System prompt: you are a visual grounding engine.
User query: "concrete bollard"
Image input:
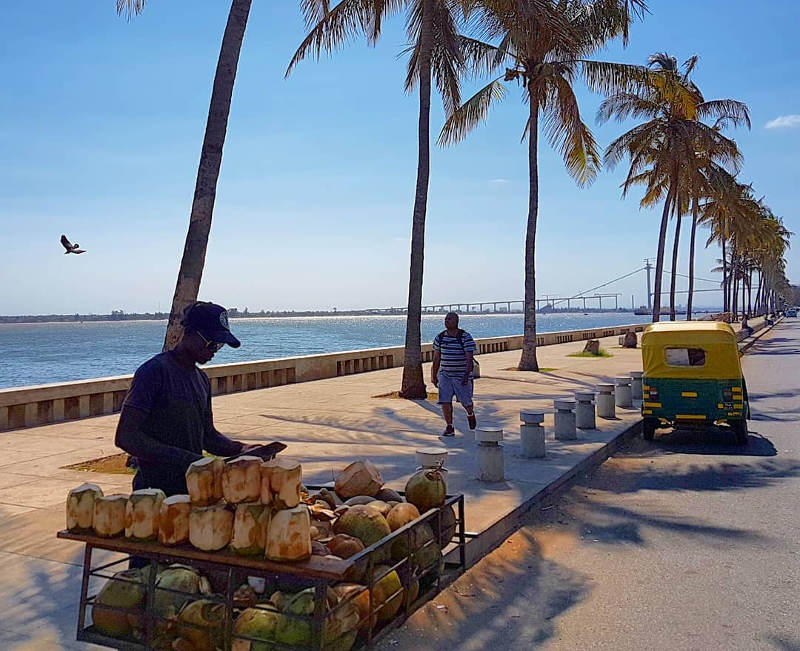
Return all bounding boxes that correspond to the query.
[596,383,616,418]
[476,427,504,482]
[630,371,643,401]
[554,399,577,441]
[575,391,596,429]
[520,411,546,458]
[615,377,633,408]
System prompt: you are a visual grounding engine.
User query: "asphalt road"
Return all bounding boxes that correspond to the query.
[379,319,800,651]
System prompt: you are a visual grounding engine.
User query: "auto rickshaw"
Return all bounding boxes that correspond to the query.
[641,321,749,445]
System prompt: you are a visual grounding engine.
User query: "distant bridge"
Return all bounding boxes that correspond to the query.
[364,293,622,315]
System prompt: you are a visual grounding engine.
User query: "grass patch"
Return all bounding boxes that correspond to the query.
[568,349,613,358]
[502,367,556,372]
[63,453,134,475]
[372,390,440,401]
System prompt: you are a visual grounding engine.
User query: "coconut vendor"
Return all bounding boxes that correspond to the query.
[115,301,260,497]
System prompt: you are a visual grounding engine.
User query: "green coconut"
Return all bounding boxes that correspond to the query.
[232,605,281,651]
[153,565,206,621]
[390,521,440,573]
[92,568,146,638]
[333,505,391,549]
[404,468,446,514]
[274,589,315,646]
[177,600,225,651]
[369,566,404,623]
[437,504,457,547]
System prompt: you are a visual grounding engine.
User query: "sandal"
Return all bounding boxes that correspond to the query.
[442,426,455,437]
[467,413,477,430]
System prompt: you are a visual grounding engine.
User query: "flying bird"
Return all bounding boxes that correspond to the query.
[60,234,86,254]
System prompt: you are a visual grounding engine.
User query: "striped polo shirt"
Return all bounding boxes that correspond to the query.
[433,329,477,378]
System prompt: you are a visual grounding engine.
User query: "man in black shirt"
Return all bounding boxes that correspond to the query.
[115,301,255,496]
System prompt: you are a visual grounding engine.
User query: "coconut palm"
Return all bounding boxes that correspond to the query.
[440,0,648,371]
[600,52,749,322]
[289,0,466,398]
[118,0,254,350]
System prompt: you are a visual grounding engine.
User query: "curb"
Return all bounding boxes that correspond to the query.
[738,317,781,353]
[459,419,642,568]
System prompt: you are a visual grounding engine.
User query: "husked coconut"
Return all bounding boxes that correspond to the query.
[125,488,165,541]
[230,503,270,555]
[335,460,383,499]
[331,583,371,630]
[374,487,403,503]
[222,456,262,504]
[368,500,391,517]
[265,505,312,562]
[66,483,103,532]
[189,504,234,551]
[311,540,329,556]
[344,496,375,507]
[158,495,191,546]
[185,457,224,506]
[93,495,128,537]
[386,502,420,532]
[260,458,302,509]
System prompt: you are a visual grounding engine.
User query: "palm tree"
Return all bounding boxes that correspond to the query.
[118,0,254,350]
[288,0,465,398]
[600,52,749,322]
[440,0,648,370]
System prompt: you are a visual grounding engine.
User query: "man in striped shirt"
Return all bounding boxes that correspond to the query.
[432,312,477,436]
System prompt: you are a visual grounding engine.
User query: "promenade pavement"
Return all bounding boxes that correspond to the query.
[0,326,753,649]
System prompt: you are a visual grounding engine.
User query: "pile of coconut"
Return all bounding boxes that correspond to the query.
[76,460,456,649]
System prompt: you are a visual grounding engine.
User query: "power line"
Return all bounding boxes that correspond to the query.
[551,267,646,307]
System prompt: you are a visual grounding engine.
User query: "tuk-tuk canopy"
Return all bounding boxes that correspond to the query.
[641,322,742,380]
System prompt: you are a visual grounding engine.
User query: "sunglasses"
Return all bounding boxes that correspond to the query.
[196,331,224,353]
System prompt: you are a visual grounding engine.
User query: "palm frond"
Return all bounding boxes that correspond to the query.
[116,0,145,19]
[438,78,506,146]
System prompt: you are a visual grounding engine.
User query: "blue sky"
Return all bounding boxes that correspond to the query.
[0,1,797,315]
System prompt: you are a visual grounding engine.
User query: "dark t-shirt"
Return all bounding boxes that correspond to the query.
[122,352,239,495]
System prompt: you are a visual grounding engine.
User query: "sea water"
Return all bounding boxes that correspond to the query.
[0,313,652,389]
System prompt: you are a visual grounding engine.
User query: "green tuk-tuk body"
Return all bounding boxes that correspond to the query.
[641,322,749,445]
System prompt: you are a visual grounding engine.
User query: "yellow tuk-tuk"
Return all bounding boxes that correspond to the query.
[641,322,749,445]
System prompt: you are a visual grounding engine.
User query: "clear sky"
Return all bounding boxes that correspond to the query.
[0,1,797,315]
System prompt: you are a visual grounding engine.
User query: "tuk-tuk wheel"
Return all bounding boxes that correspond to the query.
[642,418,658,441]
[730,419,748,446]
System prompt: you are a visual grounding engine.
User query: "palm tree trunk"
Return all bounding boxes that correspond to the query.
[518,98,540,370]
[721,238,728,315]
[747,270,753,316]
[686,199,699,320]
[669,197,681,321]
[162,0,253,351]
[651,186,674,323]
[400,0,434,398]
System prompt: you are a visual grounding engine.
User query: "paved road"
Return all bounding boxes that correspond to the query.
[380,319,800,651]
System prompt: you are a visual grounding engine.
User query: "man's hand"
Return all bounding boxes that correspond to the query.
[432,375,438,388]
[461,375,470,386]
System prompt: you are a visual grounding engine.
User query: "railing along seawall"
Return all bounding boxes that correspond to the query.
[0,322,664,432]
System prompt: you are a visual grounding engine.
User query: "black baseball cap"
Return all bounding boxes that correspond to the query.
[181,301,241,348]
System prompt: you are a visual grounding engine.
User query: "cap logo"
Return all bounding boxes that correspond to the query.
[219,310,229,329]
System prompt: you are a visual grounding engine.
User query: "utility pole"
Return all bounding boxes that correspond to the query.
[644,258,654,311]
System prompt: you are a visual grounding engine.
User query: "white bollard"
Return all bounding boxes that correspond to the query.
[630,371,643,401]
[596,383,616,418]
[615,377,633,408]
[415,448,448,469]
[520,411,546,458]
[476,427,504,482]
[575,391,596,429]
[554,399,577,441]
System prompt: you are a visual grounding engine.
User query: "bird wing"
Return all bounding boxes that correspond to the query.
[60,234,72,250]
[73,248,86,254]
